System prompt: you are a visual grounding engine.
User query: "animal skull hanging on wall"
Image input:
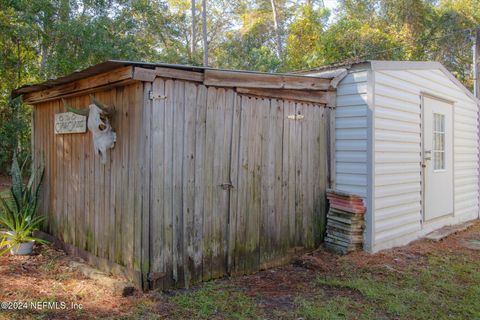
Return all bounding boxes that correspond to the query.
[63,96,117,164]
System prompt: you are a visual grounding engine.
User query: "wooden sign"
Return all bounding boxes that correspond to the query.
[54,112,87,134]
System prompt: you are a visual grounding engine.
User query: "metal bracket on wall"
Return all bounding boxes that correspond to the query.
[219,182,234,190]
[148,91,167,100]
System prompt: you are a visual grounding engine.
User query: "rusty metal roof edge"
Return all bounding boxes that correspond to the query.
[12,60,337,98]
[291,60,371,74]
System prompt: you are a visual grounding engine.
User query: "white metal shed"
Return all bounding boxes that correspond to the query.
[302,61,480,252]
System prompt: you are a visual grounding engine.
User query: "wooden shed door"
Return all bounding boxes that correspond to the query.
[227,95,327,275]
[147,81,327,289]
[148,81,236,289]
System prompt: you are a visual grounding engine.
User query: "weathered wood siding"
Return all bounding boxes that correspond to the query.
[33,83,145,283]
[32,77,329,289]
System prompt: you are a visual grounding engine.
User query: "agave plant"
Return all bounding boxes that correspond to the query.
[0,152,47,256]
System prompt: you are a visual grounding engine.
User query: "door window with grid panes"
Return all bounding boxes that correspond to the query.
[433,113,445,170]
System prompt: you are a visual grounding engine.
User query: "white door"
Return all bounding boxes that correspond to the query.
[422,96,453,221]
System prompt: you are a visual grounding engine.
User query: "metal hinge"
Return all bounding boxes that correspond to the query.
[149,91,167,100]
[287,114,304,120]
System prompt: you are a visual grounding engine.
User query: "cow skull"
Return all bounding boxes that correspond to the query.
[63,96,117,164]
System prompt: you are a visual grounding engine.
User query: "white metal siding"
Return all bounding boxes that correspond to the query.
[372,69,479,252]
[336,71,369,198]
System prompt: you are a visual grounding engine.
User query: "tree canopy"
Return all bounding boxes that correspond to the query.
[0,0,479,173]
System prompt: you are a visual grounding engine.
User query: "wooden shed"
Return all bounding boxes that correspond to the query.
[13,61,340,289]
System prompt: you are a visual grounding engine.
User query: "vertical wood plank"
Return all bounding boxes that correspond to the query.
[210,87,225,279]
[124,84,135,267]
[47,104,55,235]
[78,95,88,251]
[244,97,262,273]
[260,98,274,266]
[227,93,241,274]
[55,100,65,242]
[85,97,94,253]
[95,91,108,258]
[327,107,336,189]
[108,89,118,262]
[163,79,175,288]
[294,103,304,247]
[183,81,197,287]
[288,101,297,247]
[63,101,71,244]
[234,95,250,275]
[102,90,113,259]
[115,86,127,263]
[192,84,207,283]
[303,104,314,248]
[150,77,166,289]
[315,106,327,245]
[202,87,216,281]
[211,88,233,279]
[172,80,185,287]
[133,83,143,275]
[273,99,284,261]
[281,100,291,253]
[92,116,102,256]
[141,82,152,288]
[70,98,79,248]
[41,104,50,229]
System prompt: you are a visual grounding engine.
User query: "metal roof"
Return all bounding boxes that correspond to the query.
[12,60,208,98]
[291,60,371,74]
[12,60,338,98]
[297,60,478,104]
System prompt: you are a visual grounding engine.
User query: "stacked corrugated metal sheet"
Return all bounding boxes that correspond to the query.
[325,189,365,254]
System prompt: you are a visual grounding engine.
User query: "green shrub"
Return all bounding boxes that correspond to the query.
[0,152,47,255]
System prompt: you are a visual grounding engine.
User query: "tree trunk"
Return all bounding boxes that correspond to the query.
[270,0,283,58]
[202,0,208,66]
[40,44,48,79]
[191,0,196,58]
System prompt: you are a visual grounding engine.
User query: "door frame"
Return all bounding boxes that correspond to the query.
[420,92,455,224]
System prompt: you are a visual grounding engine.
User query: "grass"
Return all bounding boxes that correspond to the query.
[168,282,258,319]
[291,254,480,320]
[295,296,366,320]
[112,283,258,320]
[161,243,480,319]
[0,222,479,319]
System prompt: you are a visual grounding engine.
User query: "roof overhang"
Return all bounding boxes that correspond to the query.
[297,60,479,105]
[13,60,338,106]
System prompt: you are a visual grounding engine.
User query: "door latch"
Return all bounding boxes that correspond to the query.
[219,182,234,190]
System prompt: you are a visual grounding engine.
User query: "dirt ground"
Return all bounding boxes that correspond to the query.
[0,221,479,319]
[0,175,10,190]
